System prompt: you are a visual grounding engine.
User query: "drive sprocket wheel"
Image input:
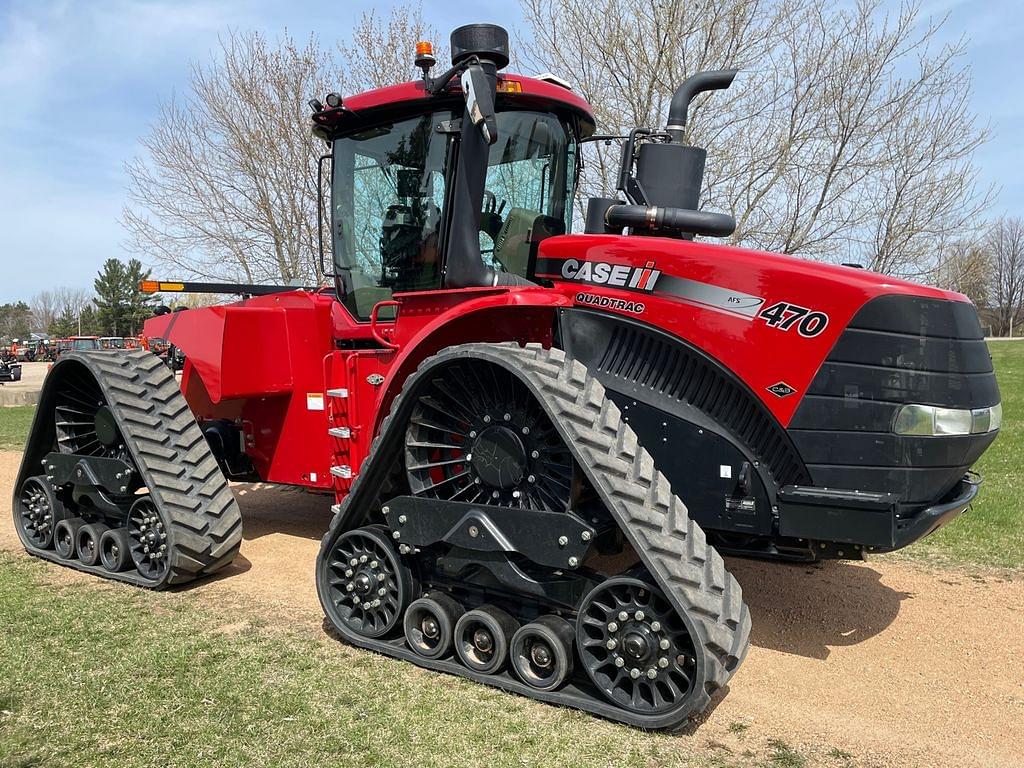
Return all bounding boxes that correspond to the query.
[405,362,573,511]
[576,577,699,716]
[323,526,414,639]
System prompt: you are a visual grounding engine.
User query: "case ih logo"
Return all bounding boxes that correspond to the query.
[766,382,797,398]
[560,258,661,291]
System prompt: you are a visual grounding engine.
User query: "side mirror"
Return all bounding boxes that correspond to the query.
[461,63,497,145]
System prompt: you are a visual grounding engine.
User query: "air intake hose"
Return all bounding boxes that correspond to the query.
[605,204,736,238]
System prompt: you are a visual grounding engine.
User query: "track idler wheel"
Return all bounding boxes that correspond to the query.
[404,593,464,660]
[76,522,110,567]
[127,496,170,581]
[54,518,86,560]
[454,605,519,675]
[511,615,575,691]
[323,526,414,639]
[99,528,132,573]
[15,475,64,549]
[576,577,699,716]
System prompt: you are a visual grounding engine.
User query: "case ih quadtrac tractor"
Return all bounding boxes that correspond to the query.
[13,25,1001,729]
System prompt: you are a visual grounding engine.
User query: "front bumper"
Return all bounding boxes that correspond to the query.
[777,474,980,553]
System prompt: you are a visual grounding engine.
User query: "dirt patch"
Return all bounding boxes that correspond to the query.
[2,449,1022,767]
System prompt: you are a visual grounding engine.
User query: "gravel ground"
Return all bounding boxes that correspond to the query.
[2,450,1022,767]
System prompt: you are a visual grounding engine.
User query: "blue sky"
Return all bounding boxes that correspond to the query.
[0,0,1021,303]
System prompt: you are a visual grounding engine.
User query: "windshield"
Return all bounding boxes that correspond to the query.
[331,108,577,320]
[71,338,99,350]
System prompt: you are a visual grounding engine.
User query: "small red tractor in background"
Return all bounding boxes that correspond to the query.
[14,25,1000,728]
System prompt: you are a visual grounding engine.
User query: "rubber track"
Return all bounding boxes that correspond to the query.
[317,343,750,727]
[13,350,243,588]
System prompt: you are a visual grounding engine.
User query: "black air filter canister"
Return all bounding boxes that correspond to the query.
[450,24,510,68]
[635,143,706,210]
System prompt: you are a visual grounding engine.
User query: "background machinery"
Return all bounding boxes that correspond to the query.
[14,24,1000,729]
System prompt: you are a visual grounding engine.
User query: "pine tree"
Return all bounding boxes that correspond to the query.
[49,306,77,338]
[123,258,154,335]
[94,259,129,335]
[79,304,102,336]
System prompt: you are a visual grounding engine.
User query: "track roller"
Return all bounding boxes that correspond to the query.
[54,518,86,560]
[510,616,575,691]
[404,593,464,659]
[99,528,132,572]
[76,522,110,567]
[454,605,519,674]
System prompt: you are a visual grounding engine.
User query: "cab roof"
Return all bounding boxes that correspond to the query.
[314,73,596,138]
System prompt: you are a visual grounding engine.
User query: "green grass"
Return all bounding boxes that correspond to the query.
[895,341,1024,570]
[1,553,727,768]
[0,405,34,450]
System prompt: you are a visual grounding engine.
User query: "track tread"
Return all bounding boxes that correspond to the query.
[316,342,751,728]
[13,350,242,588]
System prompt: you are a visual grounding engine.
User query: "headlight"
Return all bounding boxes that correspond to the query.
[894,403,1001,436]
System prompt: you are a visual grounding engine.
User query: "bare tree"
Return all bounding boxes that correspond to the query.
[933,239,992,308]
[338,6,443,91]
[987,217,1024,336]
[519,0,990,276]
[31,288,94,333]
[123,6,438,285]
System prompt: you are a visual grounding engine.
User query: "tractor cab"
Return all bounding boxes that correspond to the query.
[311,26,594,320]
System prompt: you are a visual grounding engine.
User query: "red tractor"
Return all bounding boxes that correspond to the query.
[13,25,1000,729]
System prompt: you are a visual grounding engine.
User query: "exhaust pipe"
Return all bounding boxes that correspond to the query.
[665,69,737,144]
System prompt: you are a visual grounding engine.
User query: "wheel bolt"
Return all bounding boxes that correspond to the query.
[359,555,368,563]
[349,557,358,566]
[634,611,645,621]
[605,639,617,650]
[558,536,568,547]
[647,669,658,679]
[658,657,669,669]
[353,596,360,604]
[659,638,670,650]
[377,573,386,582]
[392,531,401,540]
[581,531,592,542]
[618,611,629,622]
[522,426,530,435]
[629,668,640,680]
[483,415,491,423]
[608,621,618,632]
[397,515,406,525]
[568,557,579,567]
[469,430,477,438]
[650,621,661,632]
[344,569,353,577]
[527,475,536,483]
[531,450,539,459]
[614,657,625,668]
[503,413,511,421]
[378,587,387,596]
[370,560,378,568]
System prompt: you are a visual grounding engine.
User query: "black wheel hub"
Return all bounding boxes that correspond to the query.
[530,641,553,668]
[470,426,527,488]
[94,405,119,447]
[577,577,699,715]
